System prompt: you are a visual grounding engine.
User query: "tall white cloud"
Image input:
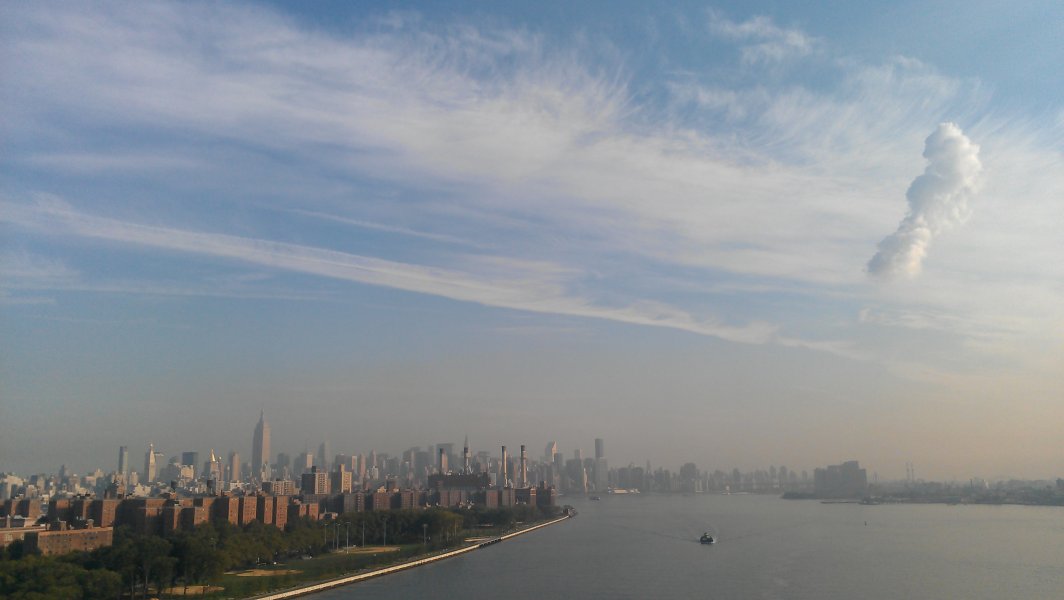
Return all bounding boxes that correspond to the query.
[867,123,982,278]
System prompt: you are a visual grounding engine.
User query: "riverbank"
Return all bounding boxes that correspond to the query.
[249,514,571,600]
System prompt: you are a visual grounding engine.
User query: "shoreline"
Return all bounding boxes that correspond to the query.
[249,514,572,600]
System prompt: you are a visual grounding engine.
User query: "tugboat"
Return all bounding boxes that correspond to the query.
[700,532,715,545]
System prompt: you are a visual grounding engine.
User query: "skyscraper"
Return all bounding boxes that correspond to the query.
[206,449,223,482]
[594,438,608,492]
[436,443,455,471]
[544,441,557,463]
[296,451,313,477]
[227,450,241,482]
[181,451,199,478]
[252,411,270,482]
[500,445,509,488]
[317,441,329,471]
[276,452,292,478]
[144,443,157,483]
[118,446,129,482]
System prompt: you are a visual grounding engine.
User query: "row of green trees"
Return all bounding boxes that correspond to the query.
[0,504,559,599]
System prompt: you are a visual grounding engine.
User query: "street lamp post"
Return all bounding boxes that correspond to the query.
[423,523,428,547]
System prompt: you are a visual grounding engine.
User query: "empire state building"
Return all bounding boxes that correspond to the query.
[252,410,270,482]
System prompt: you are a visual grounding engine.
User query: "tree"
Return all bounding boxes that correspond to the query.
[0,554,86,599]
[77,568,122,600]
[94,530,138,599]
[173,527,224,593]
[133,534,173,599]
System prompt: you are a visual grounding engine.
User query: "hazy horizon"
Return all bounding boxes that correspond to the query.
[2,1,1062,481]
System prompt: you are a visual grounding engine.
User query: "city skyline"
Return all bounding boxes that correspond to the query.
[0,413,1020,486]
[2,2,1063,481]
[0,419,895,499]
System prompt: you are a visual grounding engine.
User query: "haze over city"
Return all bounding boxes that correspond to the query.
[2,1,1062,481]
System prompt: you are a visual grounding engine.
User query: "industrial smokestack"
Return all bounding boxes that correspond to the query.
[520,445,528,488]
[438,448,448,474]
[463,435,471,474]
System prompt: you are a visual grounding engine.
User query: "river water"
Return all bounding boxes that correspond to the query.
[309,493,1064,599]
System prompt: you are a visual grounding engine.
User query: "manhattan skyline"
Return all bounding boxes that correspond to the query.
[2,1,1062,480]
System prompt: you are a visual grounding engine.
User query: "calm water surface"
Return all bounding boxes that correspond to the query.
[311,494,1064,599]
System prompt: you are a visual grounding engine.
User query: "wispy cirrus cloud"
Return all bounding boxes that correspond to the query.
[2,2,1061,374]
[707,12,820,64]
[22,152,202,173]
[2,198,784,346]
[290,209,485,248]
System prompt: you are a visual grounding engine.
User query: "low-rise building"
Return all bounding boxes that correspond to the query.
[25,526,113,556]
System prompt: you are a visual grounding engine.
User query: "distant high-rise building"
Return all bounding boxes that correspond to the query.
[296,451,313,477]
[814,460,868,498]
[144,443,158,484]
[334,454,350,473]
[252,411,270,482]
[117,446,129,482]
[205,449,223,482]
[262,479,295,496]
[276,453,292,478]
[301,467,329,495]
[436,443,455,473]
[544,441,557,463]
[594,438,607,492]
[332,464,353,494]
[317,441,330,471]
[500,446,509,488]
[181,452,199,478]
[227,451,241,482]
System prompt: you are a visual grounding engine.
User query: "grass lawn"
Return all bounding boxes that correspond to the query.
[189,543,438,598]
[166,518,556,598]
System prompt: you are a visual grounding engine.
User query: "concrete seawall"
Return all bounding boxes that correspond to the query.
[252,514,571,600]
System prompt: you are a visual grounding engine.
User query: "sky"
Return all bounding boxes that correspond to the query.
[2,1,1062,480]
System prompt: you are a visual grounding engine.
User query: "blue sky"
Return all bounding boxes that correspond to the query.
[2,1,1062,479]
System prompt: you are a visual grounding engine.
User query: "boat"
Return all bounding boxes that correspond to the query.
[700,532,715,544]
